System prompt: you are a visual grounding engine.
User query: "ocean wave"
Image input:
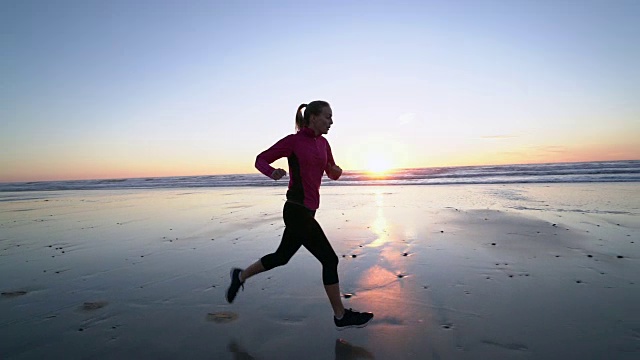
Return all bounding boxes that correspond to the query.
[1,160,638,192]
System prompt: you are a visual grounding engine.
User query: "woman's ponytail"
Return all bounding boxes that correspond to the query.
[295,103,307,131]
[295,100,330,131]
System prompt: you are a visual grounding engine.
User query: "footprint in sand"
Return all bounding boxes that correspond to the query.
[1,290,27,298]
[482,340,529,351]
[81,301,108,311]
[207,311,238,323]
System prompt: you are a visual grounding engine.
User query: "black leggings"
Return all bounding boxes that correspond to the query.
[260,202,340,285]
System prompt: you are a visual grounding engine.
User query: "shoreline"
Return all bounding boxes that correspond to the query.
[2,160,638,192]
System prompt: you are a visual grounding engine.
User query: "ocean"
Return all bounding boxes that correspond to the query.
[1,160,638,193]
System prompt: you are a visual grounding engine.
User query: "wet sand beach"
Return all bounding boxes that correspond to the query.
[1,184,639,359]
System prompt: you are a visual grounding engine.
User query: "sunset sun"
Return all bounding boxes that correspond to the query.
[366,153,393,175]
[345,136,408,176]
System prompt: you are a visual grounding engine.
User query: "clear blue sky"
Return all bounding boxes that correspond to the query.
[2,0,639,181]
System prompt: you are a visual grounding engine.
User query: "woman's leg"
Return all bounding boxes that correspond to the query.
[298,215,345,317]
[324,283,345,318]
[303,222,374,327]
[241,225,302,281]
[238,260,265,282]
[226,204,302,303]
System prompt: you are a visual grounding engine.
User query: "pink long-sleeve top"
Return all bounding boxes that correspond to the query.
[255,127,341,210]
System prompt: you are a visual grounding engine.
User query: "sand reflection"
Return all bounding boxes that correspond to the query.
[367,191,390,248]
[358,191,411,321]
[354,190,435,353]
[227,339,374,360]
[363,191,408,280]
[335,339,375,359]
[358,265,399,291]
[228,340,256,360]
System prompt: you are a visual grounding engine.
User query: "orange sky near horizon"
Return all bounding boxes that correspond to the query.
[3,138,638,183]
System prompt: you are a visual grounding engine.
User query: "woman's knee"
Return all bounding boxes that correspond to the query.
[327,253,339,267]
[261,253,290,269]
[322,264,339,285]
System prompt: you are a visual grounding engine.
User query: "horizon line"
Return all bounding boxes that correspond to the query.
[2,159,638,185]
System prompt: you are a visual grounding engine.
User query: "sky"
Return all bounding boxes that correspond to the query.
[1,0,639,182]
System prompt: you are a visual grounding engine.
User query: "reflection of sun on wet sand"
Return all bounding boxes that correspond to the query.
[325,184,639,359]
[0,184,638,359]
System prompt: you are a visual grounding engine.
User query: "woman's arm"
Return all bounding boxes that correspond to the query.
[324,141,342,180]
[255,135,293,180]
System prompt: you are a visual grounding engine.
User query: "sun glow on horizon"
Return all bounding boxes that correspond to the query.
[365,152,394,175]
[346,136,408,176]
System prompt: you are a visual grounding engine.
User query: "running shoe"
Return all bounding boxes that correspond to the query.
[334,308,374,329]
[225,268,244,303]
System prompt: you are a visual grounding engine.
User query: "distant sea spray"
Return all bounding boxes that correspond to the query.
[1,160,639,192]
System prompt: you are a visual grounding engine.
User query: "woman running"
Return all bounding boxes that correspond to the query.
[226,100,374,329]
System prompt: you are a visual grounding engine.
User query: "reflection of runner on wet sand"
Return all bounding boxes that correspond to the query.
[335,338,375,360]
[226,338,373,360]
[228,340,256,360]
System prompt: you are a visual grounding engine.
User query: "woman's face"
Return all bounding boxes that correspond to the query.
[309,106,333,135]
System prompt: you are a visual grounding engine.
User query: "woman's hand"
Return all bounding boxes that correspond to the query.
[271,168,287,180]
[330,165,342,179]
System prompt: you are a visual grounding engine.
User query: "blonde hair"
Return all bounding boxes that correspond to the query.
[295,100,330,131]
